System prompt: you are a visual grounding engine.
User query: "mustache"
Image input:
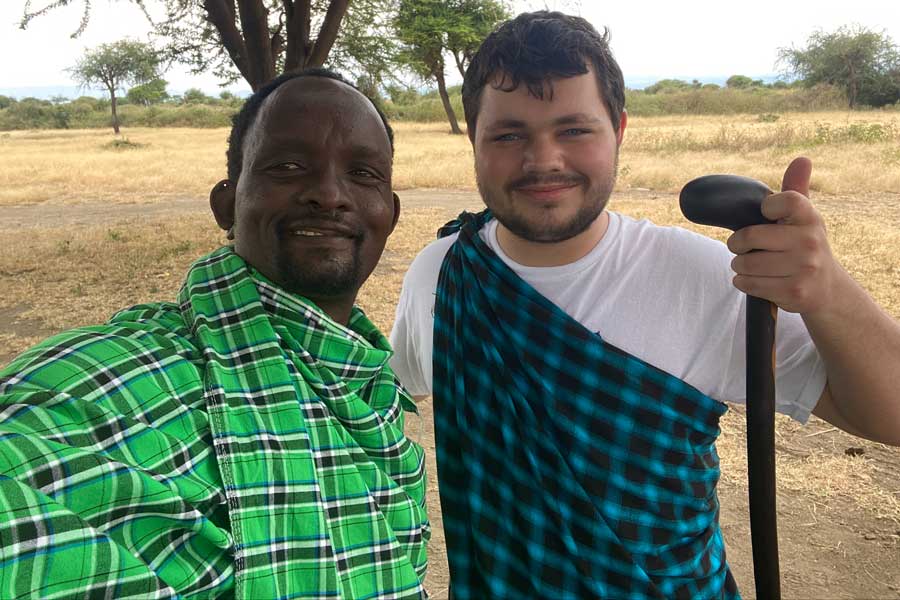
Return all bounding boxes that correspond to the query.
[507,173,586,189]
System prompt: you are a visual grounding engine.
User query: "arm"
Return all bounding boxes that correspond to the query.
[727,157,900,445]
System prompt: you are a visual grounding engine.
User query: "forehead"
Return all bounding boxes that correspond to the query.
[246,77,391,159]
[478,67,610,125]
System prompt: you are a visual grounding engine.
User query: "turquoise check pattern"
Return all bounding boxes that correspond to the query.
[433,211,739,599]
[0,247,429,599]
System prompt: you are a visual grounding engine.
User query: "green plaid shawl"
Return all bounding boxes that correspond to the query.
[0,247,429,599]
[433,211,737,599]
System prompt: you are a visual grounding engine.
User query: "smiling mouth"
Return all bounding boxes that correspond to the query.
[281,222,357,239]
[517,184,578,192]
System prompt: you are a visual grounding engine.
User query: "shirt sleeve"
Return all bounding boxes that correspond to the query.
[389,236,456,397]
[389,281,433,397]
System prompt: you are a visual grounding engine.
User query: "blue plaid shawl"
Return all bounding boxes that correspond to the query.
[433,211,740,599]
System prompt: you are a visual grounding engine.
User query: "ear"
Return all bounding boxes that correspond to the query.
[389,192,401,234]
[616,110,628,146]
[210,179,236,236]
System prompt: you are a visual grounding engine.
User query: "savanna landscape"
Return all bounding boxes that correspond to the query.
[2,110,900,598]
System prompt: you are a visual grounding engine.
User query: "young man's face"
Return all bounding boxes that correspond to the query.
[217,77,398,310]
[472,66,626,245]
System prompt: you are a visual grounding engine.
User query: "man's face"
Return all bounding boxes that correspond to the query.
[225,78,397,305]
[473,67,626,244]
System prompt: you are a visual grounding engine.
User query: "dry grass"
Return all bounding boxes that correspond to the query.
[2,111,898,205]
[2,121,900,579]
[0,128,228,205]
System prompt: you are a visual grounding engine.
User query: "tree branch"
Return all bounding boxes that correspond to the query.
[308,0,350,67]
[203,0,252,85]
[284,0,311,73]
[236,0,276,89]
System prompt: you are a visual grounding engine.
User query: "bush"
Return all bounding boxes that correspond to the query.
[624,84,846,116]
[383,92,464,123]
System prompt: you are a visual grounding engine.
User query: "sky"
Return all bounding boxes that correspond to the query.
[1,0,898,97]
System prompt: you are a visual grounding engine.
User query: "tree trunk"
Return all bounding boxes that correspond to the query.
[110,87,120,135]
[236,0,276,90]
[435,68,463,135]
[848,61,858,108]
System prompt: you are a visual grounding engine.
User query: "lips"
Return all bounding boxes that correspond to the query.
[515,183,578,193]
[512,182,580,201]
[279,220,357,239]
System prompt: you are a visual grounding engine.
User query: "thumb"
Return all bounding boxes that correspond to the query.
[782,156,812,195]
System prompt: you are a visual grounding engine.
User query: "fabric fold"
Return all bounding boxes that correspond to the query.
[433,211,738,599]
[0,246,429,599]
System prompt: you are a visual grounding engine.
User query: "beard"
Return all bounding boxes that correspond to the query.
[478,158,618,244]
[274,240,363,298]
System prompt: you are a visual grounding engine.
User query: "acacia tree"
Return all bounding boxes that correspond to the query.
[71,40,161,133]
[394,0,509,135]
[445,0,508,79]
[21,0,396,92]
[779,26,900,108]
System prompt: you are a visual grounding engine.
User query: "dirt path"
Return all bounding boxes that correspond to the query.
[0,189,486,231]
[3,189,900,599]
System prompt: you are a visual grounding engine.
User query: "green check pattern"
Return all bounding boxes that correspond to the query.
[0,247,429,599]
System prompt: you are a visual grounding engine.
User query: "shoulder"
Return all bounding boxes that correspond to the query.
[1,302,201,396]
[614,212,730,259]
[400,233,460,299]
[612,213,733,276]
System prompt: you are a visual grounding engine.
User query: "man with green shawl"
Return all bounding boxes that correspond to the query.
[0,69,429,599]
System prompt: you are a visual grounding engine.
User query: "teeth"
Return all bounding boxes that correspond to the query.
[292,230,325,237]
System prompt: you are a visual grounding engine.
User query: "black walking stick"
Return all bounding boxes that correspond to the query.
[679,175,781,600]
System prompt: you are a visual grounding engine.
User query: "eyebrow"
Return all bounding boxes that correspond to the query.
[260,137,390,163]
[484,113,604,131]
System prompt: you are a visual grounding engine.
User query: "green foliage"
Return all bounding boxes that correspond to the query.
[181,88,215,105]
[70,39,163,133]
[643,79,693,94]
[70,39,161,93]
[0,96,14,110]
[21,1,399,92]
[394,0,509,80]
[127,78,169,106]
[217,91,244,108]
[726,75,764,89]
[383,90,465,122]
[0,83,871,132]
[779,25,900,108]
[394,0,508,133]
[625,84,846,116]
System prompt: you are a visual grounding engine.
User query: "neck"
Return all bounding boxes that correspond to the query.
[309,297,354,325]
[496,211,610,267]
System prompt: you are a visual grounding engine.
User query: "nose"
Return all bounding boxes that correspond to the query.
[522,134,564,173]
[297,166,348,213]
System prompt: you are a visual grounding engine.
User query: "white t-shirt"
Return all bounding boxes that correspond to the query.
[389,211,826,423]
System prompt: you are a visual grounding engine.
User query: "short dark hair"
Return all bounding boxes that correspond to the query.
[226,67,394,182]
[461,11,625,141]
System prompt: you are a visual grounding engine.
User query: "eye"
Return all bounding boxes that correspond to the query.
[268,162,304,173]
[349,167,386,184]
[493,132,523,142]
[561,128,591,137]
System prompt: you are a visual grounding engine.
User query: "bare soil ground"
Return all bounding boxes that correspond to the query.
[2,190,900,599]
